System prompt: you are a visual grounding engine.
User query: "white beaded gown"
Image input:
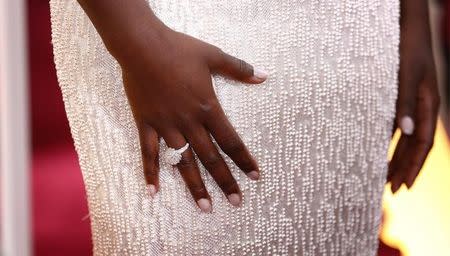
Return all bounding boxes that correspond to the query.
[50,0,400,255]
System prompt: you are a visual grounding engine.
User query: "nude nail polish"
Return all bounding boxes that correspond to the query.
[227,193,242,207]
[400,116,414,135]
[247,171,260,180]
[253,68,269,80]
[197,198,212,213]
[148,184,156,198]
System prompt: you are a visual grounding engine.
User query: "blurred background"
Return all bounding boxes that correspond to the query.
[1,0,449,255]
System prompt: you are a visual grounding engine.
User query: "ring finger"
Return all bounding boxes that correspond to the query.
[160,129,212,213]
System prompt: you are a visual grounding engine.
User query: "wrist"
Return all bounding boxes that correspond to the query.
[104,15,172,63]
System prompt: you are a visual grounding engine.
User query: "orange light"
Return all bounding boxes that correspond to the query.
[381,119,450,255]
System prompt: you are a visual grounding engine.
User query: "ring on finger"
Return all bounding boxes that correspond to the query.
[163,143,190,166]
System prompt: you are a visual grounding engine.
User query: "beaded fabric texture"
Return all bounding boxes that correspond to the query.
[50,0,400,255]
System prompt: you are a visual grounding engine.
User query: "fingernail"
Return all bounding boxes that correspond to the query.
[147,184,157,198]
[197,198,212,213]
[253,68,268,80]
[247,171,260,180]
[227,193,242,207]
[400,116,414,135]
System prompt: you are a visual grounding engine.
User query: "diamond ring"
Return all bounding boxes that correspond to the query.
[163,143,190,166]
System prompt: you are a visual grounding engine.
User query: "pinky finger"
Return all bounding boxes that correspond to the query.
[138,122,160,197]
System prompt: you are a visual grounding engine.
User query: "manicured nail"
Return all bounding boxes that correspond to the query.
[147,184,156,198]
[400,116,414,135]
[247,171,260,180]
[253,68,268,80]
[227,193,242,207]
[197,198,212,213]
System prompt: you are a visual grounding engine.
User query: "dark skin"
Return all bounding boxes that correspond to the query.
[77,0,266,213]
[76,0,440,212]
[388,0,440,193]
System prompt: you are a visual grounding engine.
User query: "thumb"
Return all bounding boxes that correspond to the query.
[209,49,268,84]
[395,62,420,136]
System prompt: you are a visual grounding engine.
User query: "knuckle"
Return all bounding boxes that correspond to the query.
[148,110,169,125]
[215,47,225,59]
[239,59,252,75]
[189,183,208,196]
[207,47,226,69]
[241,60,253,76]
[202,153,222,169]
[238,59,246,73]
[199,98,220,115]
[222,138,245,156]
[176,111,194,125]
[175,114,199,132]
[218,178,238,193]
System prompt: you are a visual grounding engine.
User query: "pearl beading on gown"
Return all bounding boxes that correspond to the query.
[50,0,400,255]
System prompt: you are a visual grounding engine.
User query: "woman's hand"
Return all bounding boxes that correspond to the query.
[76,0,267,212]
[119,24,267,213]
[388,0,440,193]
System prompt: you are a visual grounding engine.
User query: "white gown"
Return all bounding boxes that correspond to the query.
[50,0,400,255]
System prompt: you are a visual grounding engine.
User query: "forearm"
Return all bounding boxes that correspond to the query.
[76,0,168,61]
